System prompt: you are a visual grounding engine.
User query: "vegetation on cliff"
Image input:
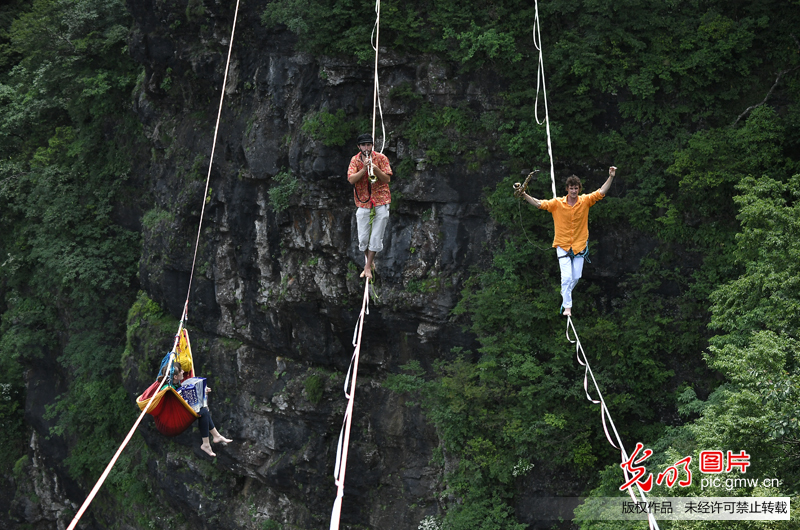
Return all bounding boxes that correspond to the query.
[1,0,800,528]
[263,0,800,527]
[0,0,159,523]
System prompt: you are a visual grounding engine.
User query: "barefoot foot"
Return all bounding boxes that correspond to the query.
[563,307,572,317]
[212,435,232,445]
[200,443,216,457]
[362,267,373,280]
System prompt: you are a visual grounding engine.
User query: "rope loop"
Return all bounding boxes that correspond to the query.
[532,0,556,198]
[566,316,661,530]
[330,278,371,530]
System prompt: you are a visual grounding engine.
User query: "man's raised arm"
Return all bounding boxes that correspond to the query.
[522,192,542,209]
[598,166,616,196]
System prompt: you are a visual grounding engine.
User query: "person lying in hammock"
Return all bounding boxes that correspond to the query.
[159,364,232,457]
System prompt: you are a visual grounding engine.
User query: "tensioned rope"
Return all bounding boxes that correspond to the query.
[65,2,242,527]
[532,0,556,199]
[184,0,242,322]
[520,9,653,528]
[329,278,371,530]
[329,10,385,524]
[525,13,654,525]
[66,325,185,530]
[370,0,386,153]
[327,15,384,523]
[566,316,660,530]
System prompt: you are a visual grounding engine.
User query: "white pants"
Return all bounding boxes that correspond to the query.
[356,204,389,252]
[557,247,584,309]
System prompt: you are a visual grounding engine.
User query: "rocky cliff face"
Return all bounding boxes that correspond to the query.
[118,0,505,528]
[8,1,652,528]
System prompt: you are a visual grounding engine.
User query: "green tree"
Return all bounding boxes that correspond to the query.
[383,1,800,526]
[0,0,148,513]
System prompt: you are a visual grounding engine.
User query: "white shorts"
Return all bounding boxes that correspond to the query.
[356,204,390,252]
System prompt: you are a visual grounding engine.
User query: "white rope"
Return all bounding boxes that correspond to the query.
[370,0,386,153]
[330,19,383,514]
[66,320,185,530]
[330,278,371,530]
[532,0,556,198]
[566,317,660,530]
[185,0,242,313]
[65,396,155,530]
[66,2,243,523]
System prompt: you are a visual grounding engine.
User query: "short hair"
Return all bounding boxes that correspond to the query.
[565,175,582,192]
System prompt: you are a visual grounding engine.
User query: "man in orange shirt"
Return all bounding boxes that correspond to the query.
[521,166,616,316]
[347,133,393,279]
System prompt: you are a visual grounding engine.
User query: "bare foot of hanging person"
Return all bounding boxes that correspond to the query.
[200,440,216,457]
[564,307,572,317]
[211,428,232,445]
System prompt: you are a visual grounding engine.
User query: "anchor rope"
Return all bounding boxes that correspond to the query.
[185,0,242,321]
[532,0,556,198]
[329,7,385,524]
[66,1,242,526]
[566,316,660,530]
[66,323,185,530]
[329,278,371,530]
[370,0,386,153]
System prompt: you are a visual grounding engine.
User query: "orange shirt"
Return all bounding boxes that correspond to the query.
[539,191,604,253]
[347,152,393,208]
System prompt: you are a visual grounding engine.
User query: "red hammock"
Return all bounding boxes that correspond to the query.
[136,381,199,437]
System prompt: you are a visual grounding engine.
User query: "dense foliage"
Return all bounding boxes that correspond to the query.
[263,0,800,527]
[1,0,800,528]
[0,0,158,522]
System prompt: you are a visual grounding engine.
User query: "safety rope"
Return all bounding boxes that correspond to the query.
[329,277,371,530]
[185,0,242,318]
[532,0,556,199]
[370,0,386,154]
[66,326,185,530]
[66,399,154,530]
[566,316,660,530]
[65,1,242,526]
[329,22,382,525]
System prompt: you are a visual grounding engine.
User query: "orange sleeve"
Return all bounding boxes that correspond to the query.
[539,198,557,212]
[582,190,605,207]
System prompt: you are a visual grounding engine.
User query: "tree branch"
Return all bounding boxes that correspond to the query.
[732,34,800,127]
[731,66,799,127]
